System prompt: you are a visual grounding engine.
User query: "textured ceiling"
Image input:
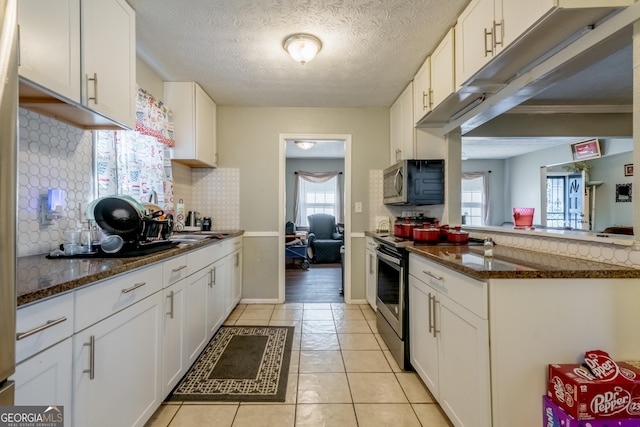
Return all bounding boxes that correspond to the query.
[128,0,470,108]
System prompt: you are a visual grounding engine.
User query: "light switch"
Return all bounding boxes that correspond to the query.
[355,202,362,213]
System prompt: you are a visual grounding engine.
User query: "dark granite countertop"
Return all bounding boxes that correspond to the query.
[17,231,244,307]
[406,244,640,280]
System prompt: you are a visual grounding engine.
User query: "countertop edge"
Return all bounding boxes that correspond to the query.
[17,231,244,307]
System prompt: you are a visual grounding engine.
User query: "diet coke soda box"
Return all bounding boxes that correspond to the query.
[543,395,640,427]
[547,351,640,420]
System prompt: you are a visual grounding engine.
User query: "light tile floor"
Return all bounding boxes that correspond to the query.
[145,303,453,427]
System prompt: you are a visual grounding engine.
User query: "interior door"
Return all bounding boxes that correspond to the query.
[567,173,585,229]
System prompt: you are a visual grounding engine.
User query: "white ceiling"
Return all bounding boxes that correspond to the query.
[129,0,470,108]
[128,0,633,160]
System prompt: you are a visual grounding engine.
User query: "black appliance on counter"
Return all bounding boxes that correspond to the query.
[383,159,444,206]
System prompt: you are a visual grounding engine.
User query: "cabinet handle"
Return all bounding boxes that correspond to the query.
[212,266,217,285]
[121,282,146,294]
[422,270,443,281]
[167,290,175,319]
[493,20,504,48]
[17,25,20,67]
[369,253,374,275]
[172,265,187,273]
[433,298,441,337]
[428,293,434,334]
[422,91,428,111]
[16,316,67,340]
[83,335,95,380]
[428,88,434,110]
[87,73,98,104]
[234,253,240,267]
[483,28,493,57]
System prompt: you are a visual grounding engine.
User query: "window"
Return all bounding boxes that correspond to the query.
[546,175,567,228]
[461,173,487,226]
[297,176,338,227]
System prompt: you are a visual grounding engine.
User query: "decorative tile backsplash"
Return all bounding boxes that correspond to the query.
[190,168,240,231]
[18,109,94,257]
[17,109,240,256]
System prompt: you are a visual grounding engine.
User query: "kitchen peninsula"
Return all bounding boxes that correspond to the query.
[406,236,640,427]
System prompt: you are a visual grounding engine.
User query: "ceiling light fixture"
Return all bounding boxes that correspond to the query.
[283,33,322,65]
[295,140,315,150]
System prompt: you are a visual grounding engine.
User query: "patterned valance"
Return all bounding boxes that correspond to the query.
[135,86,175,147]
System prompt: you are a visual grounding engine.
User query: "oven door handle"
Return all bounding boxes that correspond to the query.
[376,248,401,265]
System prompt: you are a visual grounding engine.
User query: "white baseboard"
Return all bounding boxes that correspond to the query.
[240,298,283,304]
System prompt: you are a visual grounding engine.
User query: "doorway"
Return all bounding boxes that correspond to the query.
[278,134,351,303]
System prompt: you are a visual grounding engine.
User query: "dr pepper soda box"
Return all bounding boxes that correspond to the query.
[547,352,640,420]
[543,396,640,427]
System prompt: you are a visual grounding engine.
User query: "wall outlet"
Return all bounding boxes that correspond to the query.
[354,202,362,213]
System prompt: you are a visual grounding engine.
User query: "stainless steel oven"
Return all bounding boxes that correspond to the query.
[375,242,411,370]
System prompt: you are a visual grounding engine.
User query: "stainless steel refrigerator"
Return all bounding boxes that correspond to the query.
[0,0,18,406]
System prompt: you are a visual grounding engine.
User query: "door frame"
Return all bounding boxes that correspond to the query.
[278,133,352,303]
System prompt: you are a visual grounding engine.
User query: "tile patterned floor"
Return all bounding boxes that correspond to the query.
[145,303,453,427]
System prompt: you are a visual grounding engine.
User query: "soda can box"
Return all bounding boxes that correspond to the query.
[548,362,640,420]
[543,395,640,427]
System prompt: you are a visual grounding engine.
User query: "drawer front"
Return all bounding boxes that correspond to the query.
[16,292,74,364]
[187,242,226,275]
[164,255,188,287]
[74,264,163,332]
[409,254,487,318]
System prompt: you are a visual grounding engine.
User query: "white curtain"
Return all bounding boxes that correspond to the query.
[294,171,343,225]
[462,172,490,225]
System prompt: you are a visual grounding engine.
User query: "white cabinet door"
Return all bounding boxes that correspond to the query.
[438,294,491,427]
[73,293,162,427]
[431,27,456,108]
[365,238,377,310]
[389,82,415,163]
[164,81,217,167]
[413,57,431,124]
[18,0,81,103]
[207,258,228,338]
[13,339,73,427]
[185,267,209,365]
[389,95,402,163]
[161,278,187,397]
[81,0,136,128]
[231,249,243,308]
[455,0,495,86]
[408,275,439,396]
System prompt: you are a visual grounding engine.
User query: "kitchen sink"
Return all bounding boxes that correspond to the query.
[170,232,231,245]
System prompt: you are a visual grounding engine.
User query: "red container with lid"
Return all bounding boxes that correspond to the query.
[447,226,469,243]
[413,228,440,242]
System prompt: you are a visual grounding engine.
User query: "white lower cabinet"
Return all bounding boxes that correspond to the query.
[13,339,73,427]
[365,237,377,310]
[185,266,210,365]
[409,254,490,427]
[206,257,228,338]
[161,278,187,396]
[73,292,163,427]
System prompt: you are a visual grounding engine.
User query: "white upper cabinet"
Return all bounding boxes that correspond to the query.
[413,57,431,124]
[456,0,633,89]
[18,0,136,129]
[389,82,415,163]
[430,27,456,109]
[414,27,456,124]
[164,82,218,168]
[81,0,136,129]
[455,0,496,87]
[18,0,81,103]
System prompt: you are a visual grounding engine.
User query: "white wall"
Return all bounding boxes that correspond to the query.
[506,138,633,227]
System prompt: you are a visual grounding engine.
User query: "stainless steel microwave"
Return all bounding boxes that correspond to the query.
[383,159,445,205]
